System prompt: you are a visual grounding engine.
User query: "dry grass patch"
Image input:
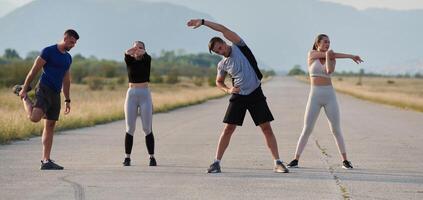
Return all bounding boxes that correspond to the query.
[0,82,225,144]
[295,76,423,112]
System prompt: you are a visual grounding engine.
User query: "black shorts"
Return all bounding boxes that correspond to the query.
[34,83,61,121]
[223,86,274,126]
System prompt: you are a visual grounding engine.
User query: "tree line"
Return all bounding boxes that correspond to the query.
[287,64,423,78]
[0,48,276,89]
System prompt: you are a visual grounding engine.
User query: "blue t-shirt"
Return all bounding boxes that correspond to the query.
[39,44,72,93]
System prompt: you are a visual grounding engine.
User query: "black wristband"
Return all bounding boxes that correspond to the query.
[65,99,71,103]
[201,19,205,25]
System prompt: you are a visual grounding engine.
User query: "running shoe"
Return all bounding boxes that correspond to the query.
[123,157,131,166]
[274,160,289,173]
[206,161,221,173]
[149,157,157,166]
[12,84,32,96]
[40,159,64,170]
[342,160,353,169]
[287,159,299,168]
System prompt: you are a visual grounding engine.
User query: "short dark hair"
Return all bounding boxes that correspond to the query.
[208,37,224,54]
[134,41,145,48]
[64,29,80,40]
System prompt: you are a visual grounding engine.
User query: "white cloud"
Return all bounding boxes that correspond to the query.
[0,0,32,6]
[0,0,34,17]
[321,0,423,10]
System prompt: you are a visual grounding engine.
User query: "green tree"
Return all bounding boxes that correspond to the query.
[4,48,21,59]
[73,54,86,61]
[288,65,306,76]
[25,51,41,60]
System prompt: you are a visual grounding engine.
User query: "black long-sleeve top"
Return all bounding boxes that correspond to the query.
[124,53,151,83]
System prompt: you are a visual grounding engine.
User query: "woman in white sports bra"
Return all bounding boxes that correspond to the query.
[287,34,363,169]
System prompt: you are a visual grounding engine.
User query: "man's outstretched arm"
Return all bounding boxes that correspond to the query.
[187,19,241,44]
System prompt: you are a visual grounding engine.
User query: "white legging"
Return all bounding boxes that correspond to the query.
[294,85,346,156]
[124,87,153,136]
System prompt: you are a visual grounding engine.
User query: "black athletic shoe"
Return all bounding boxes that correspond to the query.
[123,158,131,166]
[287,159,299,168]
[342,160,353,169]
[40,159,64,170]
[206,161,221,173]
[149,157,157,166]
[12,85,32,96]
[274,161,289,173]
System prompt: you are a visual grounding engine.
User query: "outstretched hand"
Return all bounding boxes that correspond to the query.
[352,55,364,64]
[187,19,202,29]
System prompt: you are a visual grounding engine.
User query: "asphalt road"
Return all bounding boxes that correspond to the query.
[1,76,422,200]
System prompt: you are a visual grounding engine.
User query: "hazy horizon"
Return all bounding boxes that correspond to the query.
[0,0,422,74]
[2,0,423,18]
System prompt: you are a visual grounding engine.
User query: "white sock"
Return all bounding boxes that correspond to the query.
[214,159,221,164]
[125,154,131,158]
[149,155,154,158]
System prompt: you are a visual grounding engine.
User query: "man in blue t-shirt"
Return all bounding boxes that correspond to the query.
[187,19,289,173]
[13,29,79,170]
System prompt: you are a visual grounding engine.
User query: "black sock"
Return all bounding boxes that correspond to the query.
[145,132,155,155]
[125,133,133,155]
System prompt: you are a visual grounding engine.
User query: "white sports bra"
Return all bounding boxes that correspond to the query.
[309,59,331,78]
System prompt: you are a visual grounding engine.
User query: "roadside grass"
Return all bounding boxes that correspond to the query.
[0,81,225,144]
[295,76,423,112]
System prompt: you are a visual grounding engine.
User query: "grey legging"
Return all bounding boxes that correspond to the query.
[294,85,346,156]
[124,87,153,136]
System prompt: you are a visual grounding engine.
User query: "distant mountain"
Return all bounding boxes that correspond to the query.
[0,0,215,60]
[159,0,423,74]
[1,0,423,74]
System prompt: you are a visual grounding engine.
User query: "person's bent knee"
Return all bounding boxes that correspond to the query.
[45,120,56,129]
[259,122,272,131]
[29,108,44,123]
[126,130,135,136]
[223,124,236,134]
[143,128,152,136]
[29,115,42,123]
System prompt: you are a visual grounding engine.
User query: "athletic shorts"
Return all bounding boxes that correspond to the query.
[223,86,274,126]
[34,83,61,121]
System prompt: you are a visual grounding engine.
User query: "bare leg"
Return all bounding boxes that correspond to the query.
[42,120,56,161]
[22,97,33,118]
[22,98,44,123]
[215,124,237,160]
[259,122,280,160]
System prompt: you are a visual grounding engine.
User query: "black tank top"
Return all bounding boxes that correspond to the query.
[124,53,151,83]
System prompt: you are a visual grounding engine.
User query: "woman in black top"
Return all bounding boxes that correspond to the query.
[122,41,156,167]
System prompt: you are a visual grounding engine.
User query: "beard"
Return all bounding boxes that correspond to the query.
[64,46,72,51]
